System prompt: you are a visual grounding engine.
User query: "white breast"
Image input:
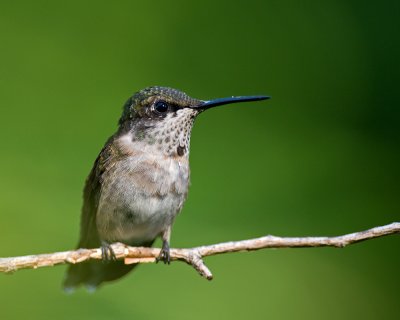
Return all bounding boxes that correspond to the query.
[96,134,190,245]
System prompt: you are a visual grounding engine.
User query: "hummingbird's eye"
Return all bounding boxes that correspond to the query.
[154,100,169,113]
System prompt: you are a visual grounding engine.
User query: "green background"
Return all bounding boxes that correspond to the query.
[0,1,399,319]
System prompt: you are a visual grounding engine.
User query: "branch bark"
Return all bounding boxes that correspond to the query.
[1,222,399,280]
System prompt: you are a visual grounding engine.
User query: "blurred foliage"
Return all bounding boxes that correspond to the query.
[0,0,399,319]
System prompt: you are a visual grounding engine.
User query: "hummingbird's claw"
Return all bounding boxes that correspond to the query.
[156,241,171,264]
[101,241,116,263]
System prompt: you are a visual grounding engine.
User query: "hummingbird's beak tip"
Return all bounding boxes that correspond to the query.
[255,95,271,101]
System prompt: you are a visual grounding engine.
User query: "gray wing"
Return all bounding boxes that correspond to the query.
[63,140,148,290]
[77,142,114,249]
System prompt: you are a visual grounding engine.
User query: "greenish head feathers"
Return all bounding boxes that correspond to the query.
[119,86,201,125]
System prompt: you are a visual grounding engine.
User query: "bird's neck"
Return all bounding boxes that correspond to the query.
[119,109,197,158]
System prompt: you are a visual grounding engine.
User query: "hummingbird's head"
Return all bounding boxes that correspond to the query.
[119,86,202,126]
[118,86,269,157]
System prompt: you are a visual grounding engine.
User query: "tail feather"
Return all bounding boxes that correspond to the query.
[62,240,155,291]
[63,260,137,291]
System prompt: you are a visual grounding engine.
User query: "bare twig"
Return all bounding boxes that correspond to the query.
[0,222,399,280]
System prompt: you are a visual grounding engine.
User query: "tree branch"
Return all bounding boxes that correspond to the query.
[1,222,399,280]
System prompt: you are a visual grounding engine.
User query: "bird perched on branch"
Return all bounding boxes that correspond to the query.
[63,86,269,291]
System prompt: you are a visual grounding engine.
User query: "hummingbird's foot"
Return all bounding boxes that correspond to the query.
[156,241,171,264]
[101,241,116,263]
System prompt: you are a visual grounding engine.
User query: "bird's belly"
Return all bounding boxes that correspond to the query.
[100,193,184,244]
[96,155,189,245]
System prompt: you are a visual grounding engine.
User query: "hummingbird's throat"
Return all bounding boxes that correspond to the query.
[140,108,198,158]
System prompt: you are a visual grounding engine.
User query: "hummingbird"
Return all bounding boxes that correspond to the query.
[63,86,269,291]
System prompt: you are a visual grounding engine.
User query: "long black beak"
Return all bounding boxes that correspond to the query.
[196,95,270,110]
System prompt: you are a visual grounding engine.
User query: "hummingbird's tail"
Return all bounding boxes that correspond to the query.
[62,239,155,292]
[63,260,137,292]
